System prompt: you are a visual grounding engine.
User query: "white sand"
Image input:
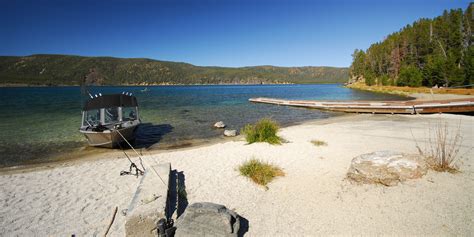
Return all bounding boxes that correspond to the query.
[1,114,473,236]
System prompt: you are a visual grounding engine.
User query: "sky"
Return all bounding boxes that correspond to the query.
[0,0,471,67]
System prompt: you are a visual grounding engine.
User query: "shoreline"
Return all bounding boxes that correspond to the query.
[1,83,471,172]
[0,113,352,174]
[1,113,472,236]
[0,136,231,174]
[1,85,471,172]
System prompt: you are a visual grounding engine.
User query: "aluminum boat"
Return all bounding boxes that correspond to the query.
[79,93,140,148]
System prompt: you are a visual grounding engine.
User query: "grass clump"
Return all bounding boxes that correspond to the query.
[241,118,281,144]
[311,139,327,146]
[412,120,463,173]
[239,159,284,188]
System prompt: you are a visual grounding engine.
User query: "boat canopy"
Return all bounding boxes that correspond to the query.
[83,94,138,111]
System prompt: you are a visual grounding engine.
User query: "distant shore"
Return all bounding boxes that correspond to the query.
[0,82,302,87]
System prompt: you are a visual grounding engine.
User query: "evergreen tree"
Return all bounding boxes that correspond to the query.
[350,49,367,77]
[464,46,474,85]
[350,4,472,88]
[398,65,423,87]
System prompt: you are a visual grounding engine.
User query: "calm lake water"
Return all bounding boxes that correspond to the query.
[0,84,405,167]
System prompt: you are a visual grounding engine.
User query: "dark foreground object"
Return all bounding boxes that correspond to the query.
[249,97,474,114]
[175,202,243,237]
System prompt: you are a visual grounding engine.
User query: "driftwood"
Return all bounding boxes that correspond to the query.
[104,206,118,237]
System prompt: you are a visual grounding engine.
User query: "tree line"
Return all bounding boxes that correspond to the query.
[350,3,473,88]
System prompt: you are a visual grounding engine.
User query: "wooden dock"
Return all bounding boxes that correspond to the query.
[249,97,474,114]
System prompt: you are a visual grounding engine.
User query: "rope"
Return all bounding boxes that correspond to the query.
[116,127,175,231]
[116,128,167,187]
[118,141,144,177]
[115,129,145,177]
[115,128,145,169]
[118,153,143,176]
[139,148,175,219]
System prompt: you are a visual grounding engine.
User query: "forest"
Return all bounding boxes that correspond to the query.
[350,3,473,88]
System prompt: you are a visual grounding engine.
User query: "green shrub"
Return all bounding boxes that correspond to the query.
[365,72,376,86]
[239,159,284,188]
[380,75,390,86]
[397,65,423,87]
[241,118,281,144]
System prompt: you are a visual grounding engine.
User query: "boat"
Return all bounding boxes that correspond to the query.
[141,87,150,93]
[79,92,141,148]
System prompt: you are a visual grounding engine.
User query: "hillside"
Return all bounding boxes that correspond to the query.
[0,54,348,86]
[349,3,473,87]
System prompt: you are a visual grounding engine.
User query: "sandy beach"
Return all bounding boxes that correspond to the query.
[3,1,474,236]
[1,113,473,236]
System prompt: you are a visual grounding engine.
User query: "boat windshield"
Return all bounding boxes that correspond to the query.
[122,107,138,121]
[104,107,120,124]
[83,107,137,127]
[84,109,100,127]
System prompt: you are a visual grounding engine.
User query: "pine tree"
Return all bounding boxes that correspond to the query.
[350,4,472,87]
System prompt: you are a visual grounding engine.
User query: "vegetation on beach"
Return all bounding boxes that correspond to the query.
[242,118,282,144]
[413,121,463,173]
[0,54,349,86]
[349,3,473,88]
[239,158,284,188]
[311,139,327,146]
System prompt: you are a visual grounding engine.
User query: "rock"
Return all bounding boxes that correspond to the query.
[175,202,241,237]
[224,130,237,137]
[214,121,226,128]
[347,151,427,186]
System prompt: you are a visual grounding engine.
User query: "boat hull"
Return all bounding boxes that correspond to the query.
[80,124,138,148]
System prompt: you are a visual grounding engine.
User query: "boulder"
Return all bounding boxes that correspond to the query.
[347,151,427,186]
[224,130,237,137]
[175,202,241,237]
[214,121,226,128]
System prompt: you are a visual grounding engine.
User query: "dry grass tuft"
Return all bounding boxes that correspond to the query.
[239,159,284,188]
[311,139,327,146]
[413,120,464,172]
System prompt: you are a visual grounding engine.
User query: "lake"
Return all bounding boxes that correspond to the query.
[0,84,405,167]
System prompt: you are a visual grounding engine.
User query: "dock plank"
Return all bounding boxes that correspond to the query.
[249,97,474,114]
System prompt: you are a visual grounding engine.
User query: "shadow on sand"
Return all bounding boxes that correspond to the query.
[168,170,188,219]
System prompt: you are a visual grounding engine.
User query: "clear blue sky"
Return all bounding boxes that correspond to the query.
[0,0,471,67]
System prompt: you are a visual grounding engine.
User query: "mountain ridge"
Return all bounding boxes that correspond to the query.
[0,54,349,86]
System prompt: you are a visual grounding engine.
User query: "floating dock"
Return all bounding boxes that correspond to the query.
[249,97,474,114]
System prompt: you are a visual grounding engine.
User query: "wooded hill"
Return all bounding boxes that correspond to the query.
[0,54,348,86]
[350,3,473,87]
